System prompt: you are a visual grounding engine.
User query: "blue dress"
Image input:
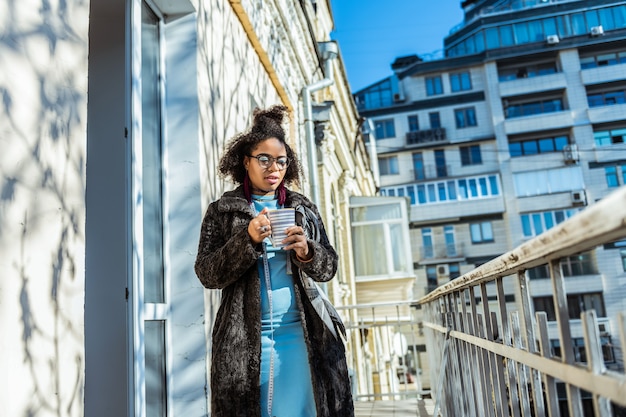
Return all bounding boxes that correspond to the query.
[252,196,316,417]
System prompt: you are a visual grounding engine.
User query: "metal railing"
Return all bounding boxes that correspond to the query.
[336,301,428,402]
[417,186,626,417]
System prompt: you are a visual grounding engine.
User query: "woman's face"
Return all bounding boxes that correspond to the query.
[244,137,289,195]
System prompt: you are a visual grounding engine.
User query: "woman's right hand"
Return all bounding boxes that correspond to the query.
[248,207,271,244]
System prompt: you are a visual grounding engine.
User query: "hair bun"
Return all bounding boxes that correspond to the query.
[252,104,288,126]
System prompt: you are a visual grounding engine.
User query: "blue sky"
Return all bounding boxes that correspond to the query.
[330,1,465,92]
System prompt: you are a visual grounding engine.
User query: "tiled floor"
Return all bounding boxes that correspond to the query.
[353,398,435,417]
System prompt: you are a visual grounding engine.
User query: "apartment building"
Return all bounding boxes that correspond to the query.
[355,0,626,390]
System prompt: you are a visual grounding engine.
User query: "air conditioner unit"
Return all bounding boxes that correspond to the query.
[546,35,560,45]
[590,25,604,37]
[393,93,405,103]
[436,264,450,277]
[571,189,587,206]
[563,144,579,164]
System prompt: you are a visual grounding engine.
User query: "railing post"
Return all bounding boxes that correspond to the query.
[581,310,611,417]
[536,311,560,417]
[550,259,584,417]
[517,270,546,417]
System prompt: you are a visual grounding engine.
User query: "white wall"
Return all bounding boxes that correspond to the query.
[0,1,89,416]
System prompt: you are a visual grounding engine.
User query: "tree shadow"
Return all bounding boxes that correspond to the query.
[1,0,87,415]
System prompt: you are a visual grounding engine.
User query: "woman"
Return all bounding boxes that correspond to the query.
[194,105,354,417]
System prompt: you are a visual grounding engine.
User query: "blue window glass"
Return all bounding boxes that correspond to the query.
[413,152,425,180]
[585,10,600,28]
[426,76,443,96]
[407,187,416,205]
[438,183,447,201]
[523,141,538,155]
[571,13,586,35]
[532,213,543,235]
[475,32,485,52]
[543,17,557,37]
[514,22,529,44]
[606,166,619,187]
[417,185,426,204]
[486,27,499,49]
[479,178,488,196]
[544,212,554,230]
[614,5,626,28]
[397,188,405,197]
[429,112,441,129]
[489,176,499,195]
[500,25,514,46]
[469,179,478,197]
[427,184,436,202]
[599,7,616,30]
[555,136,569,150]
[458,180,468,199]
[509,142,522,157]
[539,138,555,153]
[528,20,544,42]
[388,189,396,196]
[447,181,457,200]
[521,215,532,237]
[408,115,419,132]
[555,211,565,224]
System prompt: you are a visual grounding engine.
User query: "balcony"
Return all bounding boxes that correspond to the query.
[417,187,626,416]
[406,128,447,147]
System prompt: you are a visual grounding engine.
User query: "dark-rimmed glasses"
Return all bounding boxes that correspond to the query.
[247,154,290,170]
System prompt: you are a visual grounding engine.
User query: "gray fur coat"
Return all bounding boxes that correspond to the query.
[195,186,354,416]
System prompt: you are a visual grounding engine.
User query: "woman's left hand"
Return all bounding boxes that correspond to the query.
[283,226,312,261]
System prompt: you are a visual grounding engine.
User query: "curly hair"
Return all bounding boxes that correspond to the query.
[218,105,302,187]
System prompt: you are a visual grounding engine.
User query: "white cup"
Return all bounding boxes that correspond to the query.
[267,208,295,249]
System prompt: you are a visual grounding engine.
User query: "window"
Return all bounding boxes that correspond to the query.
[412,152,425,180]
[594,126,626,146]
[498,61,560,81]
[460,144,482,165]
[422,228,434,258]
[355,79,393,110]
[509,135,569,157]
[444,226,456,257]
[449,263,461,280]
[383,174,499,206]
[350,198,413,278]
[580,50,626,69]
[587,87,626,107]
[505,98,564,118]
[513,166,583,197]
[551,337,615,363]
[429,112,441,129]
[621,249,626,271]
[450,72,472,92]
[374,119,396,139]
[435,149,447,177]
[533,292,605,321]
[521,208,579,238]
[426,266,438,291]
[454,107,477,128]
[426,76,443,96]
[378,156,399,175]
[470,222,494,243]
[606,166,619,187]
[408,115,419,132]
[529,252,596,279]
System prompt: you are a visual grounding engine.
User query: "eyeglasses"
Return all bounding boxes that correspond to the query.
[248,154,290,170]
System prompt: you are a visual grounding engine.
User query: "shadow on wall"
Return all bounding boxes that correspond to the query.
[1,0,87,415]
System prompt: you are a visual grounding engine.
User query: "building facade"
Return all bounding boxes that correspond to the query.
[0,0,377,416]
[355,0,626,391]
